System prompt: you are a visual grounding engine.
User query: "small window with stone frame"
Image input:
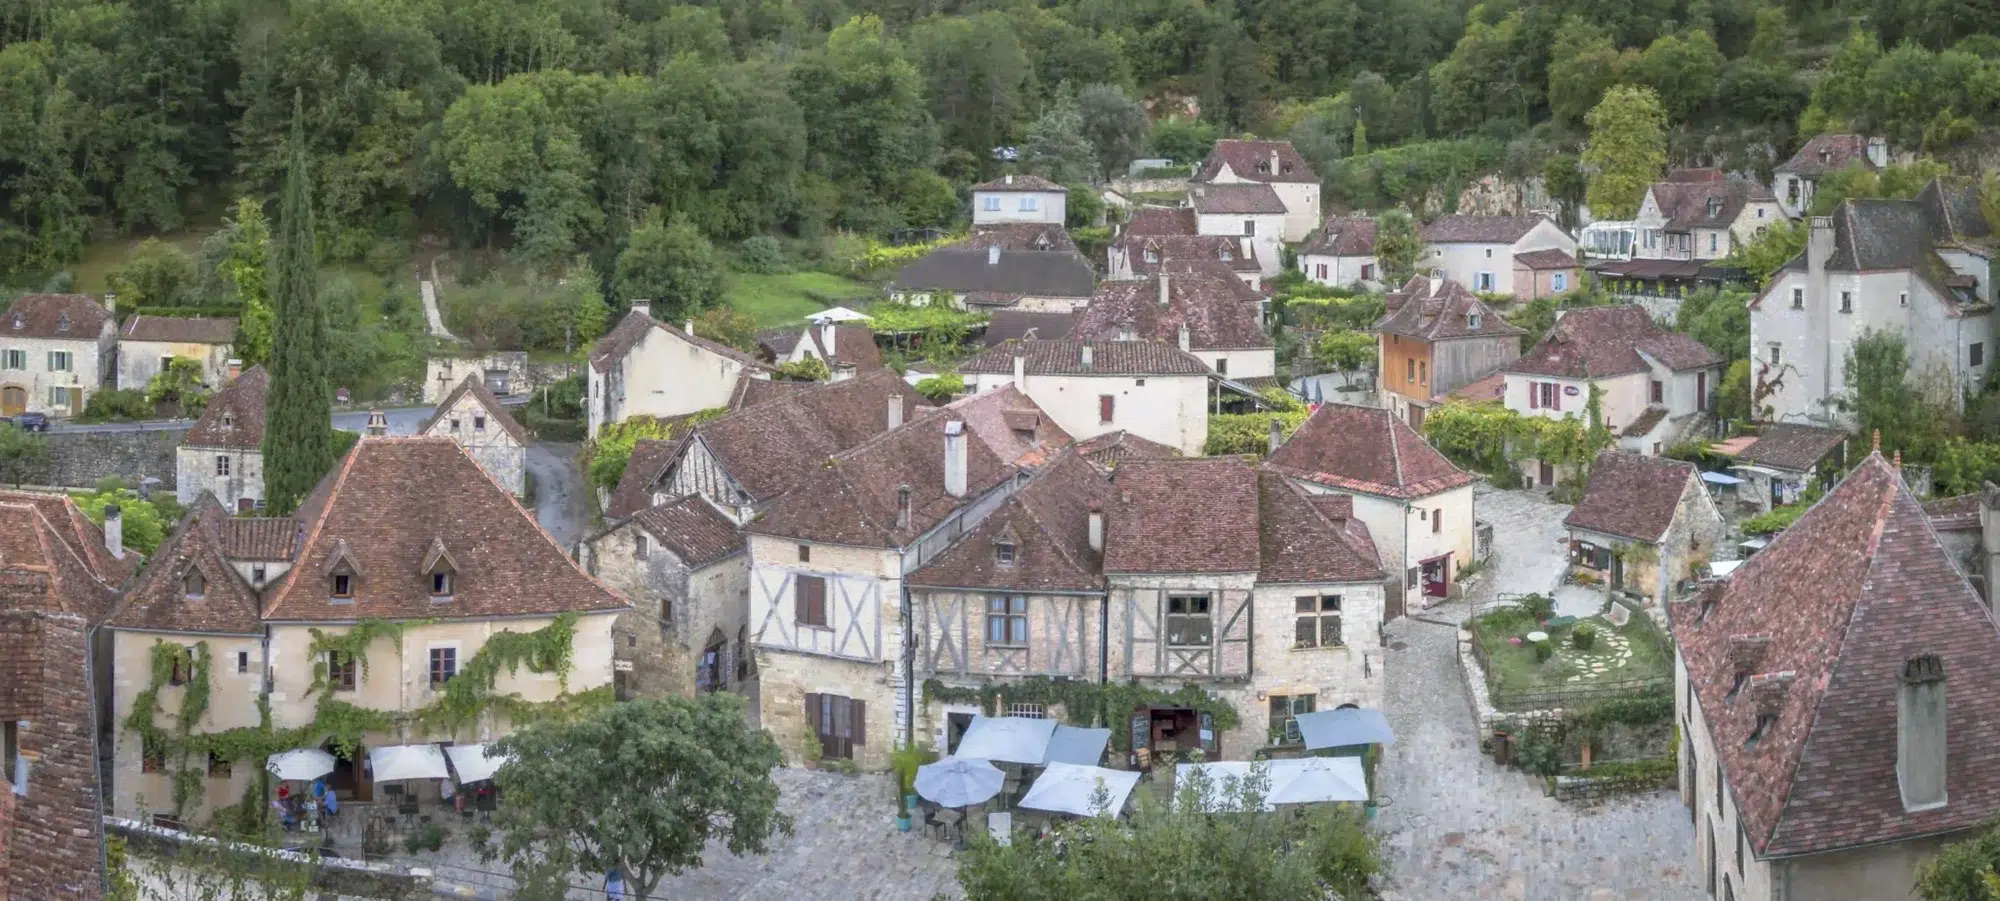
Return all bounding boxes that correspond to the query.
[1268,693,1315,745]
[1006,702,1046,719]
[2,720,16,783]
[1294,595,1343,648]
[208,752,232,778]
[215,455,230,477]
[324,653,357,691]
[986,596,1028,645]
[1166,594,1213,646]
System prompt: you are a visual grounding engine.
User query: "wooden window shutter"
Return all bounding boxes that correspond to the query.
[795,580,808,624]
[1528,382,1539,409]
[851,699,866,746]
[805,693,822,739]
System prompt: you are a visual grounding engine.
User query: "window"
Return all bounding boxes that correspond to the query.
[1294,596,1343,648]
[1476,272,1495,291]
[1534,381,1561,411]
[1433,508,1443,533]
[995,541,1016,566]
[1839,290,1853,313]
[1005,702,1046,719]
[1737,822,1746,874]
[1900,291,1909,307]
[795,575,828,627]
[1166,594,1212,647]
[331,573,352,598]
[428,648,457,686]
[45,350,70,372]
[805,693,864,761]
[2,721,17,788]
[2,350,21,369]
[1019,196,1039,212]
[1572,541,1613,571]
[325,653,357,691]
[1468,312,1482,329]
[474,415,486,431]
[1406,359,1416,383]
[141,735,166,774]
[1484,248,1493,258]
[634,533,649,560]
[1314,263,1328,280]
[1790,287,1804,309]
[1216,358,1228,375]
[1242,220,1255,236]
[1418,361,1427,385]
[1146,248,1159,263]
[1709,233,1718,253]
[1757,208,1767,219]
[1716,771,1725,811]
[1768,343,1782,368]
[1651,380,1664,403]
[1098,395,1115,424]
[448,418,460,431]
[797,544,811,563]
[208,752,231,778]
[183,569,204,597]
[1552,272,1567,292]
[1269,694,1315,745]
[46,386,66,408]
[431,571,452,596]
[169,647,191,685]
[215,455,230,477]
[1360,263,1375,281]
[1974,343,1986,367]
[983,196,1001,211]
[251,565,266,585]
[986,596,1028,645]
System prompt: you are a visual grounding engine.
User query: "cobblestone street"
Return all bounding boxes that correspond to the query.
[1471,483,1575,602]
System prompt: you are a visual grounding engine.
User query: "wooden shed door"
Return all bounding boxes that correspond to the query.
[1,387,23,416]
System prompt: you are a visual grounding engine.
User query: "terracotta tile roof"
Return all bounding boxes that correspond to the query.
[1300,217,1377,256]
[1441,369,1506,404]
[1192,140,1317,185]
[120,314,238,345]
[973,174,1065,193]
[632,495,745,568]
[690,370,928,507]
[907,449,1113,592]
[1736,424,1849,473]
[1620,405,1670,438]
[1074,430,1178,469]
[746,407,1018,548]
[1648,178,1777,231]
[605,439,684,521]
[421,373,527,443]
[217,517,300,560]
[947,384,1073,466]
[958,339,1211,377]
[0,490,139,589]
[1123,208,1198,236]
[1309,494,1381,565]
[262,438,627,621]
[184,365,267,449]
[966,223,1078,254]
[1114,234,1260,274]
[590,310,771,374]
[1075,272,1270,351]
[981,310,1076,346]
[1104,457,1261,573]
[1777,134,1879,176]
[1672,454,2000,858]
[1925,492,1983,532]
[1189,183,1287,215]
[728,374,810,410]
[1257,470,1383,583]
[1504,305,1722,379]
[1,294,111,340]
[807,325,885,372]
[108,496,263,634]
[1563,452,1696,543]
[1514,248,1579,270]
[0,501,120,721]
[1420,215,1550,245]
[1266,403,1476,500]
[1376,277,1525,342]
[1668,167,1728,183]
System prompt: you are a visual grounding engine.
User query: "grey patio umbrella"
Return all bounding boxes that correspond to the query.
[914,757,1006,808]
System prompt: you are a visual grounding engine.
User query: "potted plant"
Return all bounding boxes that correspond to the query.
[890,739,938,831]
[801,721,823,770]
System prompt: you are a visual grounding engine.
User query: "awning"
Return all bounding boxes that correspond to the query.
[1709,560,1745,578]
[1177,758,1372,810]
[1741,536,1771,551]
[1295,708,1395,750]
[368,744,449,783]
[1043,726,1111,766]
[808,306,872,324]
[1700,471,1745,486]
[266,749,336,781]
[953,716,1058,765]
[1019,763,1140,817]
[444,743,506,785]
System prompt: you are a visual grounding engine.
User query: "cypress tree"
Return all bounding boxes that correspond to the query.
[261,94,335,515]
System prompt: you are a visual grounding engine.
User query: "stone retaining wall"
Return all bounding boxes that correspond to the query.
[106,817,433,900]
[26,428,187,491]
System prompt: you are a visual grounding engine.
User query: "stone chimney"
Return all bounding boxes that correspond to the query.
[897,485,913,531]
[1012,352,1026,390]
[1808,216,1836,386]
[821,323,836,357]
[1239,236,1253,261]
[1867,136,1889,169]
[888,394,904,429]
[1177,323,1191,352]
[988,244,1002,266]
[1978,483,2000,612]
[1268,417,1283,454]
[226,359,242,381]
[1270,148,1281,174]
[103,292,116,314]
[1157,274,1171,307]
[630,299,651,318]
[103,504,123,560]
[1898,653,1949,811]
[1005,174,1014,186]
[1727,635,1771,679]
[684,319,694,336]
[1087,506,1104,553]
[365,410,388,437]
[1080,344,1094,369]
[944,421,967,498]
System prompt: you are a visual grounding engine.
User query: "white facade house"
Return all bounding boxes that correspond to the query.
[1501,305,1725,463]
[1191,140,1322,243]
[0,293,118,417]
[1189,184,1286,277]
[586,303,773,438]
[1633,171,1786,262]
[1297,217,1380,289]
[958,340,1212,455]
[1418,215,1576,299]
[115,315,236,392]
[755,323,883,381]
[1773,134,1888,219]
[1749,180,1993,426]
[971,174,1067,226]
[1073,271,1276,382]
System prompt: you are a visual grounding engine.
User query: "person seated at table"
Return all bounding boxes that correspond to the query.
[311,778,338,820]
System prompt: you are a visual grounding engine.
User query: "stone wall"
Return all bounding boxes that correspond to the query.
[1109,177,1189,197]
[423,353,574,403]
[25,427,187,492]
[107,818,432,900]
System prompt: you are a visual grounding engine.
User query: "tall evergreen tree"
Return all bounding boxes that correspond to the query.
[262,95,335,515]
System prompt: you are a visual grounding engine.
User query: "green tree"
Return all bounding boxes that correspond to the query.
[1076,84,1149,179]
[1583,85,1668,220]
[262,99,337,516]
[1634,29,1724,123]
[1836,330,1949,462]
[1148,117,1219,166]
[1720,219,1805,287]
[481,694,792,901]
[1675,287,1751,364]
[789,16,935,229]
[1543,154,1588,231]
[1546,18,1628,127]
[1022,89,1099,186]
[1916,818,2000,900]
[74,482,172,554]
[0,424,46,487]
[106,239,200,309]
[1350,119,1368,156]
[565,256,610,347]
[1374,210,1424,283]
[146,357,211,416]
[1066,184,1106,230]
[219,197,275,366]
[908,13,1033,161]
[615,216,725,321]
[1315,330,1378,372]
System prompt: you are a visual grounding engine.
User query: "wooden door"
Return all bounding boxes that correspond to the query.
[1,387,24,416]
[67,387,81,414]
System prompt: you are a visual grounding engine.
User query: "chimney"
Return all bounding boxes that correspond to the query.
[1005,174,1014,185]
[1270,148,1281,174]
[821,323,836,357]
[1177,323,1191,352]
[1808,216,1835,393]
[1867,136,1889,169]
[944,421,967,498]
[1897,653,1949,811]
[1087,506,1104,553]
[226,359,242,381]
[630,299,651,318]
[988,244,1001,266]
[1727,635,1771,681]
[103,292,116,314]
[1157,273,1170,307]
[365,409,388,437]
[684,318,694,336]
[888,394,904,429]
[1239,236,1253,261]
[1268,417,1283,454]
[103,504,123,560]
[1012,352,1026,390]
[1080,344,1094,369]
[897,485,913,531]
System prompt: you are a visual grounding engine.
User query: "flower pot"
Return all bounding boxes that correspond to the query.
[896,814,912,833]
[904,793,920,812]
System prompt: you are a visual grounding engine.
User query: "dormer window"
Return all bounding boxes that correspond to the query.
[996,541,1016,566]
[221,413,234,427]
[431,571,452,596]
[331,573,353,598]
[10,314,19,330]
[421,537,458,601]
[1145,248,1158,263]
[56,313,68,332]
[1467,312,1481,329]
[325,538,361,602]
[1220,246,1233,261]
[1707,198,1723,218]
[183,569,205,598]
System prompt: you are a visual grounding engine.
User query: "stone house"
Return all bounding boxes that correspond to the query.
[979,310,1076,347]
[419,373,527,497]
[1671,452,2000,901]
[1502,305,1725,471]
[956,339,1212,455]
[1632,170,1786,262]
[1266,403,1477,614]
[1073,271,1276,383]
[585,495,748,701]
[586,302,772,439]
[421,351,556,404]
[1418,215,1577,299]
[0,491,129,901]
[1297,217,1379,289]
[1563,451,1725,610]
[108,437,627,823]
[1723,424,1850,513]
[1190,140,1322,242]
[176,365,267,512]
[755,323,884,381]
[603,370,927,523]
[1188,184,1286,277]
[972,174,1067,226]
[1773,134,1887,219]
[0,293,117,418]
[115,315,236,392]
[1748,179,1993,427]
[1374,276,1525,429]
[1106,234,1262,290]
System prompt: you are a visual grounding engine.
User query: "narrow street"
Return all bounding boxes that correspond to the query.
[527,441,590,549]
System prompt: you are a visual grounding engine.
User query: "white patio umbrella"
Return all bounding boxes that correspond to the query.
[914,757,1005,808]
[266,749,337,781]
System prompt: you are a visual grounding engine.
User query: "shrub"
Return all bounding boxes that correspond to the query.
[1741,504,1807,535]
[79,389,154,423]
[773,357,831,382]
[526,375,585,421]
[913,372,964,402]
[1204,410,1310,456]
[1520,593,1555,621]
[1533,639,1555,663]
[403,823,448,854]
[1571,623,1598,651]
[736,236,789,274]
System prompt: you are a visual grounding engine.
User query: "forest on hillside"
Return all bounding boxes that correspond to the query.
[3,0,2000,312]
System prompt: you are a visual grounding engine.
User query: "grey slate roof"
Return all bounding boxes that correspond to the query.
[1421,215,1550,244]
[893,247,1096,299]
[959,340,1211,376]
[1189,183,1287,215]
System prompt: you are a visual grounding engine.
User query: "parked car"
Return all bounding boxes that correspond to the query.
[12,412,47,432]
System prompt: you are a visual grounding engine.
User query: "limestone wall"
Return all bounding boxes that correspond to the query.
[19,427,187,491]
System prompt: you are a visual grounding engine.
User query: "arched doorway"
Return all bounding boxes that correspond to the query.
[697,629,727,693]
[1,386,25,416]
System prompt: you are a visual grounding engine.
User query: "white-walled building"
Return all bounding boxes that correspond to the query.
[1502,305,1724,467]
[971,174,1067,226]
[116,315,236,392]
[756,323,884,382]
[1748,179,1993,426]
[586,303,773,438]
[957,339,1213,456]
[1188,184,1286,277]
[1633,170,1786,262]
[1074,271,1276,383]
[0,293,117,417]
[1298,217,1380,289]
[1191,140,1321,242]
[1419,215,1577,299]
[1773,134,1887,219]
[176,365,267,512]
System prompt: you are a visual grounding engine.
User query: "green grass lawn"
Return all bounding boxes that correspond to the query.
[1470,608,1672,700]
[71,230,217,293]
[725,271,878,327]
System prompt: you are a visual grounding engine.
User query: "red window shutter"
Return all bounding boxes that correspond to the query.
[1099,395,1114,423]
[851,699,866,746]
[794,578,808,624]
[810,579,826,625]
[1552,384,1562,412]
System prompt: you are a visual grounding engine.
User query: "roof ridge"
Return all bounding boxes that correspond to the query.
[262,438,366,617]
[1385,408,1405,486]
